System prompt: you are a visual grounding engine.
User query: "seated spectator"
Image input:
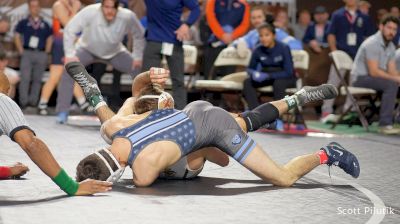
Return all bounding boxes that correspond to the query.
[396,48,400,71]
[204,0,250,80]
[0,47,19,98]
[243,23,295,110]
[303,6,330,53]
[350,15,400,135]
[234,7,302,58]
[358,1,371,15]
[292,9,311,40]
[274,10,294,36]
[390,6,400,18]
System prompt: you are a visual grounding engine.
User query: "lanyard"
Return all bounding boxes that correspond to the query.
[29,17,41,30]
[344,11,356,24]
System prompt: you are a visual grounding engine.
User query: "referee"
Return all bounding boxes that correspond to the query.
[0,72,112,196]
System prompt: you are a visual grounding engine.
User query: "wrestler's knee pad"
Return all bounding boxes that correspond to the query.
[240,103,279,131]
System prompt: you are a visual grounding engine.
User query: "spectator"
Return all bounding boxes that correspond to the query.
[0,14,10,38]
[243,23,295,110]
[235,6,302,58]
[0,47,19,98]
[204,0,250,80]
[142,0,200,109]
[37,0,87,116]
[292,9,311,40]
[274,10,294,36]
[358,1,371,15]
[56,0,145,123]
[14,0,52,109]
[390,6,400,18]
[321,0,375,122]
[303,6,330,53]
[350,15,400,134]
[376,9,388,25]
[396,48,400,71]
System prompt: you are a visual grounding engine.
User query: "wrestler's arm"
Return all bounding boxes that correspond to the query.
[13,129,112,195]
[186,147,229,170]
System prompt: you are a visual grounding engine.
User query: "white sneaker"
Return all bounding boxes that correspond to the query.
[320,114,339,124]
[378,126,400,135]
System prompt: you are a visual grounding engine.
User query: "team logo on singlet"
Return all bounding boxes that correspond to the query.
[231,134,242,145]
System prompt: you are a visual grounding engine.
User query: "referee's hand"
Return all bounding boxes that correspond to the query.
[75,179,113,196]
[10,162,29,178]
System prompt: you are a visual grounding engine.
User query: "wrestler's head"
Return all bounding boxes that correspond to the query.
[134,85,174,114]
[76,148,124,182]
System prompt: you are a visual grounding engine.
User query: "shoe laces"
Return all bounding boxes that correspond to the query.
[306,89,324,102]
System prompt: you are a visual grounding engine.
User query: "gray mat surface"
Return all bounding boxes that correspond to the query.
[0,115,399,224]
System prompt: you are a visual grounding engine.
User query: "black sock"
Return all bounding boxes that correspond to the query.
[240,103,280,132]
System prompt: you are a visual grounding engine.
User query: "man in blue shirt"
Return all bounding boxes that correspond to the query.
[321,0,375,121]
[142,0,200,110]
[14,0,52,109]
[303,6,330,53]
[234,7,302,58]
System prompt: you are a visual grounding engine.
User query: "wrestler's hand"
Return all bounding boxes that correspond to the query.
[9,162,29,178]
[149,67,170,87]
[75,179,113,196]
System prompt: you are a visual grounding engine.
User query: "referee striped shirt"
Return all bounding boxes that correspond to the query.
[0,93,33,141]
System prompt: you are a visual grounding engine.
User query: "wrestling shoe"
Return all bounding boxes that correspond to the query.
[65,62,105,109]
[294,84,338,106]
[321,142,360,178]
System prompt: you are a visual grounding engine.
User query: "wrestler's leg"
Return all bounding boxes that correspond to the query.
[240,144,321,187]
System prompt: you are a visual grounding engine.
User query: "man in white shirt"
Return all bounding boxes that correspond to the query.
[56,0,145,123]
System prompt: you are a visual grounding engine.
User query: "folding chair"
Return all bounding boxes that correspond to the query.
[282,50,310,129]
[162,44,199,90]
[329,50,377,131]
[194,46,251,92]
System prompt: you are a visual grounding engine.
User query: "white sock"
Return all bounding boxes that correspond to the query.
[77,96,86,106]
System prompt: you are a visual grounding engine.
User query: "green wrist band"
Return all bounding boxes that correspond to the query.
[53,169,79,196]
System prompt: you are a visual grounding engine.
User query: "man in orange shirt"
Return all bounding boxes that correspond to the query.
[203,0,250,80]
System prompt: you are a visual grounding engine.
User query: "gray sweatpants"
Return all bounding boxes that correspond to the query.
[18,50,48,107]
[142,41,186,109]
[56,48,134,113]
[353,75,399,126]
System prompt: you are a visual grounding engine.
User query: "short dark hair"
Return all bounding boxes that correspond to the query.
[380,14,400,26]
[256,22,276,34]
[76,150,119,182]
[134,85,163,114]
[101,0,120,9]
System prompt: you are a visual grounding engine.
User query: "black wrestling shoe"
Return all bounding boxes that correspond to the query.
[65,62,105,108]
[295,84,338,106]
[321,142,360,178]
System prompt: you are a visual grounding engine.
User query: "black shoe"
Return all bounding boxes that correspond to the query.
[321,142,360,178]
